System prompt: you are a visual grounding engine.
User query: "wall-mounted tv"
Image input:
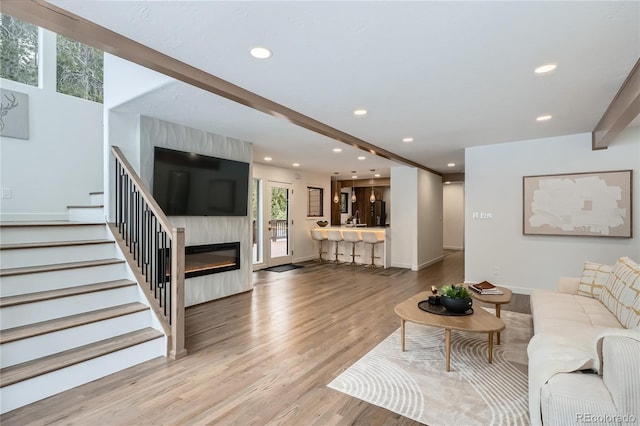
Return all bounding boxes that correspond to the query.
[152,147,249,216]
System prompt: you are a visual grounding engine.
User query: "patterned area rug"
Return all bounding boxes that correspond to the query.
[328,309,533,426]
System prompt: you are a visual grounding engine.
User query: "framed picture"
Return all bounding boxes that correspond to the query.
[0,89,29,139]
[340,192,348,213]
[523,170,632,238]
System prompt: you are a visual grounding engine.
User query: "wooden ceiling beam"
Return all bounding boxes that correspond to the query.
[592,58,640,150]
[3,0,440,176]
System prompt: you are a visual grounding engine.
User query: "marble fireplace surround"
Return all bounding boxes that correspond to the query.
[139,116,253,306]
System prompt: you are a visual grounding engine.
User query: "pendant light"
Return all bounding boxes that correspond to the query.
[351,173,357,203]
[333,176,339,204]
[369,169,376,203]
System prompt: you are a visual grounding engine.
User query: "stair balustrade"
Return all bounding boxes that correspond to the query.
[111,146,186,359]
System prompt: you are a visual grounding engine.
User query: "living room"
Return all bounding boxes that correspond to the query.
[1,2,639,424]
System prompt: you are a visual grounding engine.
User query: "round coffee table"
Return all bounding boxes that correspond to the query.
[468,285,512,344]
[394,291,505,372]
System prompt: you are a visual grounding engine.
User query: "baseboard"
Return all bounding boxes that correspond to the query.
[412,255,444,271]
[293,255,316,264]
[0,213,69,222]
[391,261,412,269]
[443,246,464,251]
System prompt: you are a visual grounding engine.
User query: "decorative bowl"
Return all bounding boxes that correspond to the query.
[440,296,472,314]
[316,220,328,227]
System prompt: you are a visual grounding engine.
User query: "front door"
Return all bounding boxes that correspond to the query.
[266,181,293,266]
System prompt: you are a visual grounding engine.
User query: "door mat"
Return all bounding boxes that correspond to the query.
[262,264,305,273]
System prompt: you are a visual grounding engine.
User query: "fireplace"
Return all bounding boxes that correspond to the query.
[183,242,240,278]
[162,242,241,279]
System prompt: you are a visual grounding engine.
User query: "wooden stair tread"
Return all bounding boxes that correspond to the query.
[66,205,104,209]
[0,302,149,344]
[0,328,163,388]
[0,279,136,308]
[0,221,104,227]
[0,239,114,251]
[0,258,124,277]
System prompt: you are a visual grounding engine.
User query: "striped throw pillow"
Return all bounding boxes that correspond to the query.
[599,257,640,328]
[577,261,612,299]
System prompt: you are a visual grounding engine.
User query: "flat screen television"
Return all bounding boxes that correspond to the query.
[152,147,249,216]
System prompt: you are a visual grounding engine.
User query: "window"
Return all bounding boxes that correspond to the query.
[307,186,324,217]
[0,14,38,86]
[56,34,103,103]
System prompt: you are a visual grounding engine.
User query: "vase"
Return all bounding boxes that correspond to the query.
[440,296,472,314]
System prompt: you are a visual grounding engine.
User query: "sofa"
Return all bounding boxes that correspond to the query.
[527,256,640,426]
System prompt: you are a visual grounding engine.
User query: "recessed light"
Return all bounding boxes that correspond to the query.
[250,46,272,59]
[264,156,272,161]
[292,163,300,167]
[333,148,342,153]
[358,156,366,160]
[534,64,557,74]
[447,163,455,167]
[536,115,552,121]
[402,137,414,143]
[353,109,368,116]
[374,174,381,177]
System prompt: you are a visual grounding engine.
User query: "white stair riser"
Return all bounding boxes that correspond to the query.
[0,225,108,244]
[0,338,165,414]
[0,263,131,297]
[0,311,152,368]
[68,207,105,223]
[0,243,117,269]
[89,193,104,206]
[0,286,140,329]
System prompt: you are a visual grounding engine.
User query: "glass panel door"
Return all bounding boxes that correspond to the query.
[267,182,293,266]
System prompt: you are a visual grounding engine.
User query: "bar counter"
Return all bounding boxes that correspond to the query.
[312,226,389,268]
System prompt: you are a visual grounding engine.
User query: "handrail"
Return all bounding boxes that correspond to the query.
[111,146,186,360]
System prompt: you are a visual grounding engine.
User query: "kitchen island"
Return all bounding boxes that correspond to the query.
[312,226,390,268]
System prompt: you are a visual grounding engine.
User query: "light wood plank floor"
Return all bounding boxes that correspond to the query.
[2,250,513,425]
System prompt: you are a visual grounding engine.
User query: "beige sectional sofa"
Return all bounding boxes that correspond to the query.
[527,257,640,426]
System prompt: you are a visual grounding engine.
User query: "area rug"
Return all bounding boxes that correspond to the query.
[328,308,533,426]
[262,264,304,273]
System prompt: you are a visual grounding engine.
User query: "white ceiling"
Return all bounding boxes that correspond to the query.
[50,1,640,178]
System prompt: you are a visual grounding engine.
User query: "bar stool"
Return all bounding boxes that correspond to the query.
[310,229,327,263]
[362,232,384,268]
[343,231,362,266]
[327,230,344,264]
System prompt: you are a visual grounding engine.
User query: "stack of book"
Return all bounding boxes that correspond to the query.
[469,281,504,295]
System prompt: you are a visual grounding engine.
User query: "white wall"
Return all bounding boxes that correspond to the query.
[443,183,464,250]
[465,128,640,294]
[417,169,444,269]
[252,162,330,266]
[0,29,103,221]
[390,166,443,270]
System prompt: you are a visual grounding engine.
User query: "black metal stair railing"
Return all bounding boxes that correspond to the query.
[111,146,186,359]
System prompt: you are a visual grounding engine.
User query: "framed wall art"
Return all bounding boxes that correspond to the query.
[523,170,632,238]
[0,89,29,140]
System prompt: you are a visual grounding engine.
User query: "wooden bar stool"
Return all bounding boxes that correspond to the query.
[310,229,327,263]
[327,230,344,264]
[343,231,362,266]
[362,232,384,268]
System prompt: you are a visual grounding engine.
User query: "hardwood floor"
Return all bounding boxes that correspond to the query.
[2,250,494,425]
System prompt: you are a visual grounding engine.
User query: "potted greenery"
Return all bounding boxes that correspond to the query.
[439,284,473,313]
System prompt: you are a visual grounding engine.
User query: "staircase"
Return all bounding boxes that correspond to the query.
[0,194,167,414]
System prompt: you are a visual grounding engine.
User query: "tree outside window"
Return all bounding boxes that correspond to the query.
[0,14,38,87]
[57,34,103,103]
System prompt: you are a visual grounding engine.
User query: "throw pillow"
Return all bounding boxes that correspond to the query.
[599,257,640,328]
[577,261,612,298]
